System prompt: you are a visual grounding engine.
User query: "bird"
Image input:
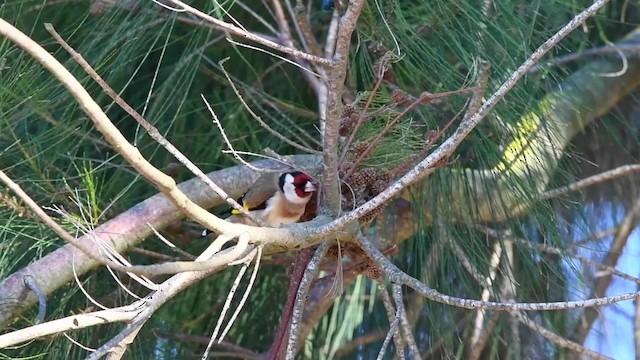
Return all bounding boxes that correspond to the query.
[201,171,317,236]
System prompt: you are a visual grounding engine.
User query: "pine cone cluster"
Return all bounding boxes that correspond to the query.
[339,160,394,223]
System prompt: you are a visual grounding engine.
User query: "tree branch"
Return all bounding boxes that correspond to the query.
[165,0,331,66]
[321,0,366,213]
[356,233,640,311]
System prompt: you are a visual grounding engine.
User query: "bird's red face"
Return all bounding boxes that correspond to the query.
[291,172,316,198]
[280,171,317,203]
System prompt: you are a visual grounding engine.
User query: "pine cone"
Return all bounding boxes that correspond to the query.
[339,114,358,136]
[370,179,389,195]
[350,142,369,157]
[362,263,383,279]
[376,170,394,184]
[341,104,356,118]
[392,88,410,105]
[359,168,378,188]
[345,171,368,190]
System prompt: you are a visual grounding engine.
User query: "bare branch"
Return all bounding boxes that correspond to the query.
[393,284,421,360]
[285,241,331,360]
[376,317,399,360]
[356,233,640,311]
[529,43,640,74]
[0,306,139,348]
[165,0,331,66]
[542,164,640,200]
[321,0,366,213]
[376,280,405,359]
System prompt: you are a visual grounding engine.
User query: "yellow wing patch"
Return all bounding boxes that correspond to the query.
[231,203,251,215]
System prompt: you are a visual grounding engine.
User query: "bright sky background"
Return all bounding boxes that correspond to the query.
[576,204,640,359]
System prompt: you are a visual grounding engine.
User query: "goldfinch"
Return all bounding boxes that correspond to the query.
[201,171,317,236]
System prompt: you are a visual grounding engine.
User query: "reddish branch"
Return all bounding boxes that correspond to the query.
[266,248,314,360]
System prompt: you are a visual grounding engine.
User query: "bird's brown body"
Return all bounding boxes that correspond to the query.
[201,170,316,236]
[227,190,308,226]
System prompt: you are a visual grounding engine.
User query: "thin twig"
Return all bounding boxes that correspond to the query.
[376,280,405,360]
[393,284,421,360]
[376,318,399,360]
[529,43,640,74]
[356,232,640,311]
[219,246,263,342]
[542,164,640,200]
[201,94,271,173]
[147,224,197,260]
[0,169,134,273]
[165,0,331,66]
[218,59,320,154]
[235,0,279,35]
[85,233,255,360]
[293,0,322,57]
[202,249,257,359]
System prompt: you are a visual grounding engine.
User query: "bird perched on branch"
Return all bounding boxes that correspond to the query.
[201,171,317,236]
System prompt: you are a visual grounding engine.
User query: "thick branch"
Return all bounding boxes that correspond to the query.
[321,0,366,213]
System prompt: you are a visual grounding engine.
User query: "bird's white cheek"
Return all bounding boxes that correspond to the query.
[283,184,310,204]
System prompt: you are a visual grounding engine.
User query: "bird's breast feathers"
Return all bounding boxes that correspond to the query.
[259,191,306,227]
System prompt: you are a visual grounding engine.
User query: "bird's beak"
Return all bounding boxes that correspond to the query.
[305,181,318,192]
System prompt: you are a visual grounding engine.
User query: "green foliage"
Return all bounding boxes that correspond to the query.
[1,0,639,358]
